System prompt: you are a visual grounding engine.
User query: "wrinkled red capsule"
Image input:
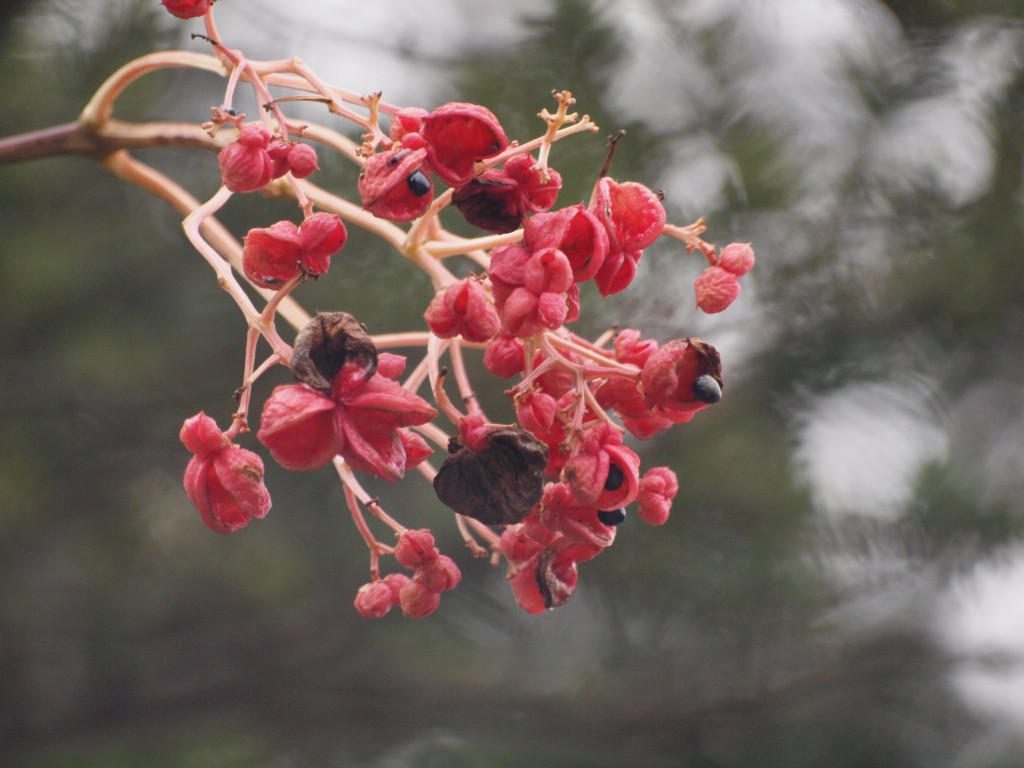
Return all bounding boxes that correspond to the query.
[218,124,274,193]
[358,147,434,222]
[641,338,723,422]
[258,313,436,480]
[268,140,319,180]
[694,266,741,314]
[637,466,679,526]
[590,178,666,296]
[242,220,302,289]
[505,154,562,213]
[424,278,501,342]
[421,102,509,188]
[561,423,640,511]
[180,412,271,534]
[524,205,609,283]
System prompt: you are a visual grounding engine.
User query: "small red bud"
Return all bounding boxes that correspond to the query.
[637,467,679,526]
[717,242,755,276]
[284,142,319,179]
[394,529,438,569]
[399,578,442,618]
[354,581,394,618]
[218,125,274,193]
[482,333,525,378]
[694,266,741,313]
[424,278,501,342]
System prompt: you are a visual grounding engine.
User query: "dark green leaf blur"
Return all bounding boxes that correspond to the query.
[2,1,1024,766]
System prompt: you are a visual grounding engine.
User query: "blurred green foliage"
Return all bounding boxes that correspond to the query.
[3,1,1024,767]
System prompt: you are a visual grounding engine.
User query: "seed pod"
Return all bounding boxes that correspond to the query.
[358,147,434,222]
[290,312,377,393]
[433,427,548,526]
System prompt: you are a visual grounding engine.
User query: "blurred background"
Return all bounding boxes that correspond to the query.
[2,0,1024,765]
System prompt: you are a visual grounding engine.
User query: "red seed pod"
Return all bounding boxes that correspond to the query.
[535,546,579,610]
[297,212,346,276]
[218,124,274,193]
[506,554,548,614]
[181,413,272,536]
[497,248,574,338]
[358,147,434,222]
[540,482,616,549]
[382,572,411,604]
[389,107,428,143]
[424,278,501,342]
[415,555,461,593]
[505,154,562,213]
[268,140,319,180]
[593,177,666,251]
[267,139,292,179]
[160,0,211,19]
[613,328,658,367]
[399,578,442,618]
[637,466,679,526]
[241,220,303,289]
[590,178,667,296]
[500,523,544,563]
[394,529,439,570]
[488,244,531,311]
[421,102,509,188]
[641,338,723,421]
[482,333,525,378]
[515,389,562,446]
[525,205,608,283]
[694,266,741,313]
[256,384,340,472]
[717,242,755,276]
[180,411,226,455]
[284,142,319,179]
[354,581,394,619]
[593,247,640,297]
[560,423,641,511]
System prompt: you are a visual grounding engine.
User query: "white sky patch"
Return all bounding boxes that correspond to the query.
[868,97,996,209]
[792,381,947,520]
[936,548,1024,727]
[218,0,552,106]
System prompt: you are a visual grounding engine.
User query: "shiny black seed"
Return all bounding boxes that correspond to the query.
[387,148,412,166]
[692,374,722,404]
[406,171,431,196]
[597,508,627,526]
[604,463,624,491]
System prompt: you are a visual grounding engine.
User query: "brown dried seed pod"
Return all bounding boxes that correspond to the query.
[290,312,377,393]
[432,427,548,526]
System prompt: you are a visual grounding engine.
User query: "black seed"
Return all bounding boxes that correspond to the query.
[597,508,627,526]
[406,170,431,196]
[387,148,412,166]
[604,463,624,491]
[692,374,722,404]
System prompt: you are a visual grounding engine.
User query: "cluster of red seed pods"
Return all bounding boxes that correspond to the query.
[164,2,754,617]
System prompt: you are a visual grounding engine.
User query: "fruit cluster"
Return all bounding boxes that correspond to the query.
[159,2,754,617]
